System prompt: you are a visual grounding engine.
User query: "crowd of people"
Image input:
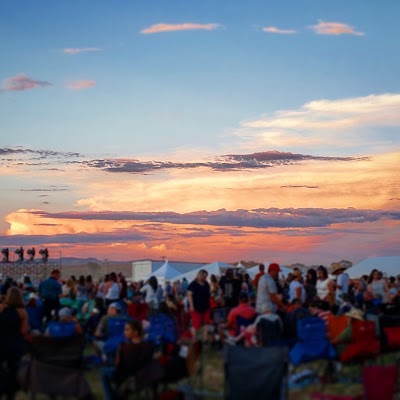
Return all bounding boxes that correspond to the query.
[0,262,399,399]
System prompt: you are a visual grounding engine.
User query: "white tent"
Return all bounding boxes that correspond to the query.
[146,260,181,282]
[246,263,294,279]
[346,256,400,279]
[174,261,235,282]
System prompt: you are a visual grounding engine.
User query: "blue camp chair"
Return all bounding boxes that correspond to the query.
[47,321,76,338]
[289,316,336,366]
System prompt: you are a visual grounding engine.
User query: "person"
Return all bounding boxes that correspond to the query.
[304,268,317,304]
[187,269,211,340]
[46,306,83,337]
[332,307,365,345]
[368,269,389,303]
[75,275,89,314]
[209,274,223,309]
[105,272,121,306]
[222,292,256,337]
[256,263,286,314]
[140,276,159,310]
[100,320,154,400]
[38,269,62,321]
[95,302,124,339]
[332,263,350,305]
[0,287,29,399]
[288,270,306,305]
[388,277,399,303]
[316,266,335,306]
[253,264,265,291]
[219,269,241,308]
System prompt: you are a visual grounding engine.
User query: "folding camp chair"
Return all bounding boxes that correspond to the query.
[19,335,92,399]
[224,345,289,400]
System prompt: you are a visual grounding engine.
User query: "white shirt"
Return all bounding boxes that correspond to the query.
[140,284,159,308]
[106,282,120,300]
[316,278,331,300]
[256,274,277,313]
[289,280,306,304]
[336,272,349,302]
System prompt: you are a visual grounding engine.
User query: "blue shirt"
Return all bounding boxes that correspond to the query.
[39,277,62,300]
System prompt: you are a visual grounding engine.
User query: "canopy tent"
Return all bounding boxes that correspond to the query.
[345,256,400,279]
[146,260,181,282]
[246,263,294,279]
[174,261,235,282]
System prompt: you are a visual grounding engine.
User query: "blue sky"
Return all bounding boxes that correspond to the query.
[0,0,399,264]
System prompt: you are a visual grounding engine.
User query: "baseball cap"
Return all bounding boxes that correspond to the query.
[268,263,281,272]
[109,302,122,311]
[58,307,72,319]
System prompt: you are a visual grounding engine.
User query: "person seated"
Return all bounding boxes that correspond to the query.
[94,302,124,339]
[229,303,282,346]
[309,300,332,323]
[94,302,127,363]
[46,307,83,337]
[332,307,365,346]
[100,320,154,400]
[220,292,256,338]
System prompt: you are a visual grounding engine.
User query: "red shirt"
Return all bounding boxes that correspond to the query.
[226,303,256,336]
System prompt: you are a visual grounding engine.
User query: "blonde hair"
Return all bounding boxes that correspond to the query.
[5,286,24,308]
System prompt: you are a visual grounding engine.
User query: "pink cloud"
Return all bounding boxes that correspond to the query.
[141,22,221,34]
[66,80,96,90]
[309,21,364,36]
[262,26,297,35]
[1,74,52,92]
[63,47,102,55]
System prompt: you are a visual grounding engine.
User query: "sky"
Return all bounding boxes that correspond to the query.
[1,0,399,266]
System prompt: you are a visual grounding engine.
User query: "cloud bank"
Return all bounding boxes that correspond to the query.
[25,207,400,229]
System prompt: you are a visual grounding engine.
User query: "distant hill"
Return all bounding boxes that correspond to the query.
[50,257,131,267]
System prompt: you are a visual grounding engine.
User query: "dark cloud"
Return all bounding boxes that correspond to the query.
[281,185,321,189]
[2,148,369,174]
[82,151,368,174]
[21,188,69,192]
[0,230,150,246]
[26,207,400,229]
[0,74,52,92]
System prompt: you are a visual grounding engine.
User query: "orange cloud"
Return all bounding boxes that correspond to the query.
[262,26,297,35]
[66,80,96,90]
[309,21,364,36]
[140,23,221,34]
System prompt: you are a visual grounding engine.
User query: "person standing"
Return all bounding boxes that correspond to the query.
[253,264,265,291]
[316,266,335,307]
[38,269,62,321]
[0,287,29,399]
[187,269,211,340]
[368,269,389,303]
[256,263,286,314]
[288,270,306,305]
[332,263,350,305]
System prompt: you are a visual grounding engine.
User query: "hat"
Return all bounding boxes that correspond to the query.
[293,270,302,278]
[331,263,346,274]
[268,263,281,273]
[258,303,273,314]
[28,292,38,300]
[58,307,72,320]
[345,308,364,321]
[109,302,122,311]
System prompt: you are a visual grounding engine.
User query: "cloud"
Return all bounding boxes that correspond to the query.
[262,26,297,35]
[63,47,102,55]
[0,147,82,159]
[309,20,364,36]
[0,74,52,92]
[82,151,364,174]
[24,207,400,229]
[281,185,321,189]
[237,93,400,150]
[66,80,96,90]
[141,22,221,34]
